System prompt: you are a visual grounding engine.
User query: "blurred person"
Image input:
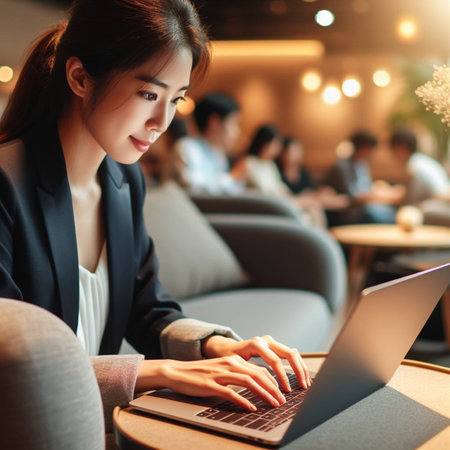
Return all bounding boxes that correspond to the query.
[276,136,313,194]
[140,117,190,185]
[177,92,243,193]
[389,128,450,204]
[276,136,349,212]
[325,131,403,225]
[232,125,328,226]
[0,0,312,429]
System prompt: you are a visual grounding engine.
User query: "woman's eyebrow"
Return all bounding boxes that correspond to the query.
[136,75,190,91]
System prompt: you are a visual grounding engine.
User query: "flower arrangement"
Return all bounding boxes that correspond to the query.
[415,64,450,127]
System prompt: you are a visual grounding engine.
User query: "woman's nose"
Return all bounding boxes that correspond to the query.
[145,101,170,133]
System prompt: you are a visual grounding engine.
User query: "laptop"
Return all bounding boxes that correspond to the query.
[130,263,450,446]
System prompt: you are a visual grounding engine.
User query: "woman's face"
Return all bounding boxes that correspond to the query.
[83,47,193,164]
[260,137,282,160]
[283,141,304,168]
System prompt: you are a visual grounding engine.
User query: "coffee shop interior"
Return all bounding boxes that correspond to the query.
[0,0,449,447]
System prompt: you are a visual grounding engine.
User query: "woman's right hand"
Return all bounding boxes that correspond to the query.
[135,355,287,411]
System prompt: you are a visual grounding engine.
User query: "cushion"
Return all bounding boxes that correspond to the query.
[144,181,248,299]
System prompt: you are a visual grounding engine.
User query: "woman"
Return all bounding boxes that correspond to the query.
[277,136,314,195]
[0,0,310,427]
[232,124,291,198]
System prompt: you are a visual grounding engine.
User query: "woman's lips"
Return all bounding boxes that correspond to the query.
[130,136,151,153]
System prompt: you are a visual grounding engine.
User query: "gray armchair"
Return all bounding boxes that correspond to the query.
[180,215,346,352]
[143,182,347,352]
[0,298,105,450]
[190,191,305,222]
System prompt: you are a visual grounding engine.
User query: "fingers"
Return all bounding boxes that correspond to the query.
[225,356,286,407]
[261,336,311,390]
[217,372,283,409]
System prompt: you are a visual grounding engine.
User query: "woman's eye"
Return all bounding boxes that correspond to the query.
[140,92,157,101]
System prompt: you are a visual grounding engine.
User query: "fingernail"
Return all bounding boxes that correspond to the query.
[279,393,286,403]
[272,399,280,408]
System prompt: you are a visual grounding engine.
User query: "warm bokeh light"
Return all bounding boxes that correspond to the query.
[372,69,391,87]
[342,77,361,97]
[211,40,324,57]
[176,96,195,115]
[0,66,14,83]
[300,70,322,92]
[396,16,418,41]
[315,10,335,27]
[322,85,342,104]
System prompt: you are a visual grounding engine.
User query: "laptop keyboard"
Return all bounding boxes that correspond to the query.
[195,372,309,432]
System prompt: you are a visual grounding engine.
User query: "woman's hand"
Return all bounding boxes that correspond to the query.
[136,355,287,411]
[202,334,312,392]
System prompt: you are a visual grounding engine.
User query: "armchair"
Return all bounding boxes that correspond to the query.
[0,298,106,450]
[143,182,347,352]
[190,191,306,222]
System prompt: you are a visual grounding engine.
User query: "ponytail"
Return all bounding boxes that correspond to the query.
[0,23,67,143]
[0,0,210,145]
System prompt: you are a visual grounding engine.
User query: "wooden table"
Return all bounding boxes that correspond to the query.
[330,224,450,281]
[330,224,450,347]
[113,354,450,449]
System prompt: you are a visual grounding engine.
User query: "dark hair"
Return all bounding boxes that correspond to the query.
[350,131,378,151]
[247,124,280,157]
[281,136,300,152]
[389,128,417,154]
[0,0,209,143]
[193,92,240,132]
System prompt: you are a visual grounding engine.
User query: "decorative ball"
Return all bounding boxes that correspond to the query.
[395,206,423,232]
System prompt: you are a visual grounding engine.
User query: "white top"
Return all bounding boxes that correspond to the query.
[407,153,450,203]
[176,137,242,194]
[245,156,291,198]
[76,244,109,356]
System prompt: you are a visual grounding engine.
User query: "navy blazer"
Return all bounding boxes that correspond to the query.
[0,124,185,357]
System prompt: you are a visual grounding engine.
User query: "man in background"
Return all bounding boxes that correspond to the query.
[389,128,450,204]
[325,130,403,225]
[177,92,243,194]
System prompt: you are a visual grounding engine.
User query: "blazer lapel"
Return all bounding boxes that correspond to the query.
[33,131,79,332]
[98,157,135,353]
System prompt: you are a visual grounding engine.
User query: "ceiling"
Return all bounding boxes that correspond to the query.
[1,0,448,73]
[32,0,449,59]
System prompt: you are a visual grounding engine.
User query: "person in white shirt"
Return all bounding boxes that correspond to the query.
[177,92,243,193]
[389,128,450,204]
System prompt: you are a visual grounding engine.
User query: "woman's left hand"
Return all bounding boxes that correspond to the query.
[201,334,311,391]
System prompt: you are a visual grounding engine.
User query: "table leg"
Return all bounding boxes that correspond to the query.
[347,246,377,304]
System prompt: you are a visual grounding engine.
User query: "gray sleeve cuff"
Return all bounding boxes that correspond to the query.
[160,318,242,360]
[90,354,144,433]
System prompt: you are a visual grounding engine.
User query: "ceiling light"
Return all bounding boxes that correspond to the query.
[396,16,418,41]
[177,96,195,115]
[322,85,342,104]
[315,10,335,27]
[301,70,322,92]
[372,70,391,87]
[342,78,361,97]
[211,40,324,58]
[0,66,14,83]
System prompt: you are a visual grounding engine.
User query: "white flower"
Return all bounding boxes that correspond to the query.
[415,65,450,127]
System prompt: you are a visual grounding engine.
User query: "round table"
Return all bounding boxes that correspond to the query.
[330,224,450,347]
[113,354,450,449]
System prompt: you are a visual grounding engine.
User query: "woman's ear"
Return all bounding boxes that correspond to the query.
[65,56,93,98]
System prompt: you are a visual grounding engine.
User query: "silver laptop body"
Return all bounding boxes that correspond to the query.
[130,263,450,446]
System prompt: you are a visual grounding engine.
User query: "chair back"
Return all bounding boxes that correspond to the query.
[0,298,105,450]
